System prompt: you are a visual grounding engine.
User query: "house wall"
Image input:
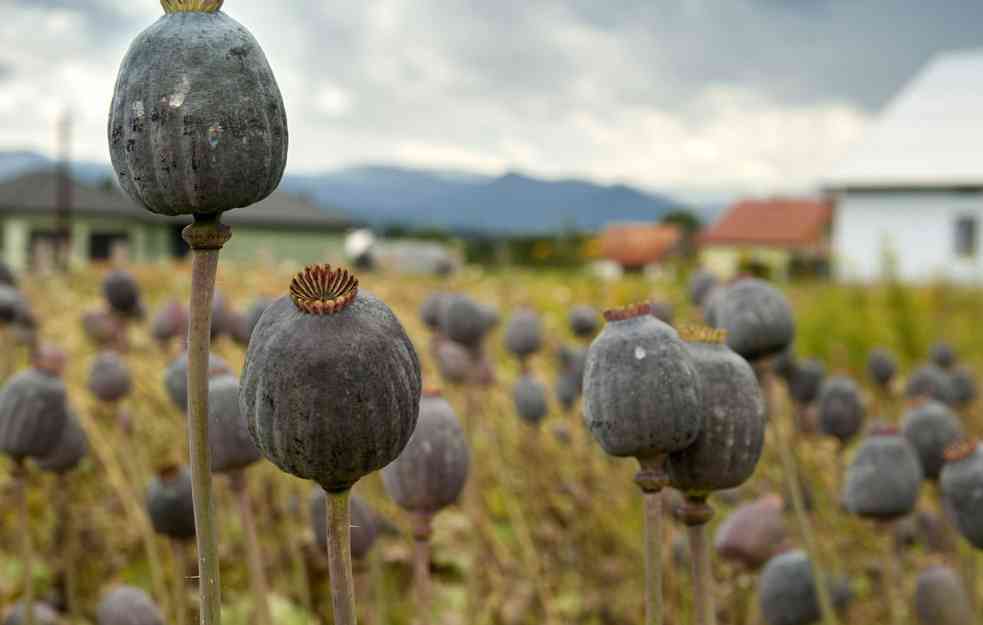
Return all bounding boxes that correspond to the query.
[832,190,983,283]
[219,227,345,266]
[700,246,791,280]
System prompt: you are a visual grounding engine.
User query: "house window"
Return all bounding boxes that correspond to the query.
[955,216,978,258]
[90,232,130,261]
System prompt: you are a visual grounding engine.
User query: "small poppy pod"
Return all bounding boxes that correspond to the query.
[667,329,765,496]
[0,286,25,324]
[0,368,69,460]
[244,296,274,342]
[713,494,786,570]
[241,265,422,493]
[568,305,599,339]
[0,262,17,287]
[109,0,288,217]
[914,565,974,625]
[842,427,923,521]
[759,550,852,625]
[150,300,189,345]
[163,351,231,412]
[649,300,674,325]
[208,374,261,474]
[87,351,133,403]
[145,465,196,541]
[555,369,580,412]
[867,348,897,388]
[901,401,963,480]
[583,304,703,459]
[32,343,67,378]
[930,341,957,370]
[440,294,490,348]
[557,344,588,380]
[103,270,142,318]
[771,346,797,382]
[420,292,451,332]
[513,374,550,426]
[433,338,475,385]
[96,585,165,625]
[383,391,470,514]
[787,358,824,405]
[2,602,60,625]
[714,279,795,362]
[310,490,379,561]
[939,439,983,549]
[701,285,727,328]
[226,308,252,347]
[36,410,88,475]
[504,308,544,359]
[817,376,865,445]
[477,303,501,332]
[905,364,957,406]
[894,510,955,554]
[689,269,718,307]
[949,366,977,409]
[82,308,122,347]
[209,291,232,340]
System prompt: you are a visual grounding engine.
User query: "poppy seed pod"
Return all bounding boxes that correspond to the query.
[914,565,974,625]
[689,270,718,307]
[817,376,865,445]
[96,585,165,625]
[513,374,549,426]
[109,0,288,217]
[930,341,956,370]
[714,494,786,570]
[787,358,824,405]
[32,343,67,378]
[901,401,963,480]
[477,303,500,332]
[949,366,977,409]
[103,270,142,318]
[164,351,231,412]
[842,427,922,521]
[36,410,88,475]
[0,286,25,324]
[714,279,795,361]
[421,292,450,332]
[667,328,765,496]
[867,348,897,388]
[583,304,703,460]
[701,285,727,327]
[146,465,196,541]
[383,391,470,513]
[87,351,133,403]
[434,339,474,385]
[311,490,379,561]
[905,364,956,406]
[226,308,252,347]
[2,602,60,625]
[150,300,189,345]
[568,305,599,339]
[771,347,797,382]
[939,439,983,549]
[504,308,544,360]
[82,308,122,347]
[759,550,852,625]
[242,265,422,493]
[208,374,261,474]
[0,262,17,287]
[555,371,579,411]
[0,368,69,460]
[244,296,274,341]
[440,294,489,348]
[649,300,674,325]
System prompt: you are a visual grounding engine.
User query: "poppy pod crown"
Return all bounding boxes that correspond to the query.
[290,265,359,315]
[161,0,224,12]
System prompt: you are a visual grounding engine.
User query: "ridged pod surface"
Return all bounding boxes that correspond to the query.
[241,274,421,492]
[207,374,261,473]
[583,305,702,459]
[714,494,786,570]
[759,550,852,625]
[0,368,68,460]
[817,376,865,445]
[513,374,549,426]
[504,308,544,359]
[914,565,974,625]
[867,348,897,388]
[842,430,922,520]
[714,279,795,361]
[383,393,470,513]
[146,466,196,541]
[163,351,230,412]
[905,364,956,406]
[668,337,765,495]
[36,409,88,474]
[311,490,379,561]
[108,4,287,216]
[901,401,963,480]
[96,585,165,625]
[940,440,983,549]
[87,351,133,403]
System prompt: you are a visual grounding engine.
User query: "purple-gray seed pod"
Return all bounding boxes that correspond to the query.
[504,308,544,359]
[208,374,261,474]
[420,292,450,332]
[382,392,470,514]
[939,440,983,549]
[555,369,580,412]
[0,262,17,288]
[244,296,274,342]
[103,270,142,319]
[715,279,795,362]
[434,339,474,386]
[36,409,88,475]
[2,602,60,625]
[817,376,865,445]
[583,305,703,460]
[714,494,786,570]
[0,368,69,461]
[930,341,956,370]
[150,299,188,345]
[87,351,133,403]
[867,348,897,388]
[649,300,674,325]
[513,374,549,427]
[701,285,727,328]
[771,346,797,382]
[163,351,231,413]
[440,294,489,348]
[0,286,25,324]
[145,466,196,541]
[949,366,977,409]
[788,358,825,405]
[568,305,599,339]
[689,270,718,307]
[311,490,379,561]
[901,401,963,480]
[914,565,974,625]
[96,585,165,625]
[759,550,852,625]
[842,428,922,521]
[905,364,957,406]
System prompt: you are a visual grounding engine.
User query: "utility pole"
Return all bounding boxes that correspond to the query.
[55,110,73,270]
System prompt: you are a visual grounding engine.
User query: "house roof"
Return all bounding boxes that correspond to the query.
[598,223,681,268]
[699,198,832,248]
[0,170,349,229]
[824,48,983,190]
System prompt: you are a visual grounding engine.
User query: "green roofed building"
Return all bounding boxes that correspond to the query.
[0,171,350,270]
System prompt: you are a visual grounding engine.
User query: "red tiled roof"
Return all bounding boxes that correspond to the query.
[599,223,682,268]
[699,198,832,248]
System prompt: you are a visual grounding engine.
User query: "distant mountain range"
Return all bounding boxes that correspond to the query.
[0,150,705,233]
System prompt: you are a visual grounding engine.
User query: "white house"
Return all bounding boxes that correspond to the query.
[825,49,983,283]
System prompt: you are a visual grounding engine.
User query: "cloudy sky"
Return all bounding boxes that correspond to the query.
[0,1,980,195]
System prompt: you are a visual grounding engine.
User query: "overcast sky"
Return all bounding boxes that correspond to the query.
[1,1,980,194]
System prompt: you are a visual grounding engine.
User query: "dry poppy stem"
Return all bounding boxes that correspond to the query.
[172,540,188,625]
[636,456,667,625]
[14,461,35,625]
[56,477,80,624]
[285,483,313,615]
[327,489,358,625]
[413,512,434,623]
[880,523,902,625]
[183,216,231,625]
[687,522,715,625]
[231,472,272,625]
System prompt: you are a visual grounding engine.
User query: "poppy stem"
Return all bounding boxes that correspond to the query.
[326,489,358,625]
[172,540,188,625]
[57,475,80,624]
[182,216,231,625]
[636,456,668,625]
[14,461,35,625]
[413,512,434,623]
[231,472,272,625]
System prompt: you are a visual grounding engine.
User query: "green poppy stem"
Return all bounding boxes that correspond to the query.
[326,489,358,625]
